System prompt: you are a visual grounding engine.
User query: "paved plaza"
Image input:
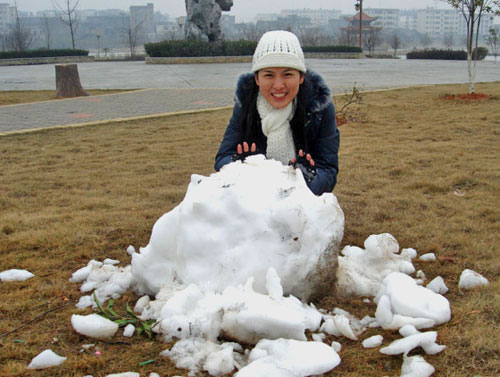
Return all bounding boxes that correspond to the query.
[0,59,499,134]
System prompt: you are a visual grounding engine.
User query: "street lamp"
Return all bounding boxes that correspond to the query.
[355,0,363,51]
[96,31,100,59]
[178,16,185,39]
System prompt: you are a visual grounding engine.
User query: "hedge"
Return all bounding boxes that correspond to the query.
[407,48,487,60]
[0,49,89,59]
[302,45,362,53]
[145,40,362,57]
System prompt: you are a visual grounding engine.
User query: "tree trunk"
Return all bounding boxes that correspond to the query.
[55,64,89,98]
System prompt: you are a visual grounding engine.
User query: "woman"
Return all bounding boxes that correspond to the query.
[215,30,339,195]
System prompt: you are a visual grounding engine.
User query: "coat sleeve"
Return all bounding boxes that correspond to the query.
[307,102,340,195]
[214,102,244,171]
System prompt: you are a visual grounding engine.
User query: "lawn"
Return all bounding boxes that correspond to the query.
[0,82,499,376]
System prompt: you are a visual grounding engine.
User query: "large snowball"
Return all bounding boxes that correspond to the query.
[71,314,119,339]
[132,156,344,300]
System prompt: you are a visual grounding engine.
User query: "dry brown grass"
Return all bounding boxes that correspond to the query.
[0,82,499,376]
[0,89,133,106]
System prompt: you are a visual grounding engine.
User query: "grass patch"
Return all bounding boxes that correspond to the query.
[0,82,499,376]
[0,89,134,106]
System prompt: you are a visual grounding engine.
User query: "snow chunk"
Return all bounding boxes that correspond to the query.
[419,253,436,261]
[362,335,383,348]
[0,269,34,282]
[103,258,120,265]
[131,156,344,300]
[400,355,435,377]
[134,295,150,315]
[426,276,449,294]
[106,373,140,377]
[458,269,489,289]
[331,341,342,352]
[380,331,446,355]
[312,333,326,342]
[161,338,237,377]
[236,339,340,377]
[401,248,418,259]
[374,272,451,330]
[320,314,358,340]
[123,324,135,337]
[71,314,119,339]
[27,349,66,369]
[337,234,416,297]
[126,245,136,256]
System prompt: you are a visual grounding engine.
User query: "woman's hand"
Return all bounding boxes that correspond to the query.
[232,141,257,162]
[289,149,317,183]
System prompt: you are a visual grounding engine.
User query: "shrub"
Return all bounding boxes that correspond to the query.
[302,45,362,53]
[0,49,89,60]
[144,40,257,57]
[144,40,362,57]
[407,49,467,60]
[472,47,488,60]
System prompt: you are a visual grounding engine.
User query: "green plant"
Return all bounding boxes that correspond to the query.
[93,293,157,338]
[407,49,467,60]
[0,49,89,60]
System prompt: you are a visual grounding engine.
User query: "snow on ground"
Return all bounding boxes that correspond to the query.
[0,269,34,281]
[62,159,468,375]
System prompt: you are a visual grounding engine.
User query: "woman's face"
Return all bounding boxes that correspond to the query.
[255,67,305,109]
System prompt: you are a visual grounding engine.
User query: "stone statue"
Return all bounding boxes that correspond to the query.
[184,0,234,42]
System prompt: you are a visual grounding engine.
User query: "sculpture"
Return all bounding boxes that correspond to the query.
[184,0,234,41]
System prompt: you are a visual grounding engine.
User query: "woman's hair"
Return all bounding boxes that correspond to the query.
[239,75,308,154]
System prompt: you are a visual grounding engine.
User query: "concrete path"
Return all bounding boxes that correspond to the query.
[0,59,498,134]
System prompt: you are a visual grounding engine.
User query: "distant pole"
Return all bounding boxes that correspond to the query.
[359,0,363,51]
[96,31,100,58]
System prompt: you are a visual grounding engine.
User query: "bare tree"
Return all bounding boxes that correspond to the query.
[443,0,500,93]
[5,1,33,51]
[118,16,145,57]
[364,27,383,55]
[420,33,432,48]
[390,33,401,57]
[241,23,262,42]
[338,29,358,47]
[443,33,455,48]
[42,12,52,49]
[53,0,80,49]
[485,26,498,62]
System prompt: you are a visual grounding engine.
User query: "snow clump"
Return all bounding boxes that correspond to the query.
[27,349,66,369]
[336,233,416,297]
[374,272,451,330]
[458,269,489,289]
[426,276,449,294]
[0,269,34,282]
[71,314,119,339]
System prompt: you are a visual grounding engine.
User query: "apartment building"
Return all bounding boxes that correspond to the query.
[280,8,341,27]
[416,8,493,38]
[130,2,155,35]
[364,8,399,30]
[0,3,15,33]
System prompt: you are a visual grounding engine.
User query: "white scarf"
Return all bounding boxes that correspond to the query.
[257,92,296,165]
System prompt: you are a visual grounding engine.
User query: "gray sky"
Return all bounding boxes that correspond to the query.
[17,1,453,21]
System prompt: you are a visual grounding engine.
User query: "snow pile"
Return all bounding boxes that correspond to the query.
[27,349,66,369]
[374,272,451,330]
[131,155,344,300]
[380,325,446,355]
[0,269,34,282]
[458,269,489,289]
[336,233,416,296]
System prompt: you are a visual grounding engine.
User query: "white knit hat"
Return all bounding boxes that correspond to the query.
[252,30,306,73]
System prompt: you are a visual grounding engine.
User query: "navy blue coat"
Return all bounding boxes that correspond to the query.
[215,70,339,195]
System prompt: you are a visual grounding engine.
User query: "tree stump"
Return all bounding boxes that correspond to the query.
[55,64,89,98]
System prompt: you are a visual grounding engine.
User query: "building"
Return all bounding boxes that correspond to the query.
[130,2,155,36]
[364,8,399,30]
[0,3,15,34]
[280,8,341,27]
[399,15,417,31]
[416,7,494,39]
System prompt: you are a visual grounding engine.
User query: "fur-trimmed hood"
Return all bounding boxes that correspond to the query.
[234,70,331,113]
